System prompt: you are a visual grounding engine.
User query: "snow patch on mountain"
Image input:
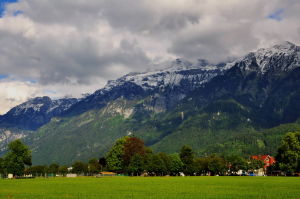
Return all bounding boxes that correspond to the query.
[16,103,44,114]
[103,58,223,92]
[234,41,300,73]
[47,99,77,114]
[10,97,78,116]
[12,97,50,116]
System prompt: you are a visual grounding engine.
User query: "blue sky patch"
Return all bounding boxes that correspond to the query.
[0,0,18,17]
[268,8,284,21]
[0,75,8,79]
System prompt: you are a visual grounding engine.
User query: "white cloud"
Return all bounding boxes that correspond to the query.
[0,80,40,114]
[0,0,299,113]
[0,77,107,114]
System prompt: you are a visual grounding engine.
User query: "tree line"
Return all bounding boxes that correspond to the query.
[103,136,265,176]
[0,131,299,177]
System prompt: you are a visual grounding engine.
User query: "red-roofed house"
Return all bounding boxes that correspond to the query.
[250,155,276,176]
[251,155,276,169]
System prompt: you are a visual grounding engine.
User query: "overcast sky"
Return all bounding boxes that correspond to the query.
[0,0,300,114]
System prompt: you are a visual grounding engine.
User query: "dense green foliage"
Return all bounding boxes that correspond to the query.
[179,145,195,175]
[26,165,48,177]
[48,163,59,175]
[105,136,128,172]
[276,132,300,174]
[102,137,267,176]
[168,153,184,174]
[88,158,102,174]
[225,155,248,172]
[179,145,194,165]
[0,157,4,175]
[25,159,103,177]
[58,165,68,176]
[127,153,146,175]
[0,177,299,199]
[3,140,32,176]
[72,161,88,175]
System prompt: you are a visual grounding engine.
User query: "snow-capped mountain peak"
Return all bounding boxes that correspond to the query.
[272,41,296,51]
[9,97,77,116]
[232,41,300,73]
[103,58,222,92]
[0,96,78,130]
[256,41,297,57]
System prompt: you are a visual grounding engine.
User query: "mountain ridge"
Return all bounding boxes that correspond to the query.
[0,41,300,164]
[0,97,78,130]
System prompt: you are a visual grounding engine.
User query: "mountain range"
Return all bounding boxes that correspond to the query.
[1,41,300,165]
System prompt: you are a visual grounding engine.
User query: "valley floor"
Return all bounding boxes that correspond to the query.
[0,176,299,199]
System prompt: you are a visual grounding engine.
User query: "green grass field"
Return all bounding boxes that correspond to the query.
[0,177,299,199]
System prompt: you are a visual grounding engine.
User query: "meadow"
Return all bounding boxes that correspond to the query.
[0,176,299,199]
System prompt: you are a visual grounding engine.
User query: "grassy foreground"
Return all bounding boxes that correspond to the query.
[0,176,299,199]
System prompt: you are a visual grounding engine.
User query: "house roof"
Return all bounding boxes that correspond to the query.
[100,172,117,175]
[251,155,274,161]
[251,155,276,168]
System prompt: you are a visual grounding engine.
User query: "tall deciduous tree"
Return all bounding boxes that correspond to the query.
[148,154,166,176]
[58,165,68,176]
[225,155,248,174]
[206,154,227,176]
[72,161,88,175]
[0,158,4,176]
[248,159,264,172]
[88,158,101,174]
[105,136,128,172]
[123,137,146,166]
[179,145,194,165]
[27,165,47,177]
[127,153,145,176]
[194,157,208,175]
[99,157,107,171]
[158,152,172,175]
[179,145,194,175]
[276,132,300,174]
[48,163,59,175]
[169,153,183,175]
[4,139,32,176]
